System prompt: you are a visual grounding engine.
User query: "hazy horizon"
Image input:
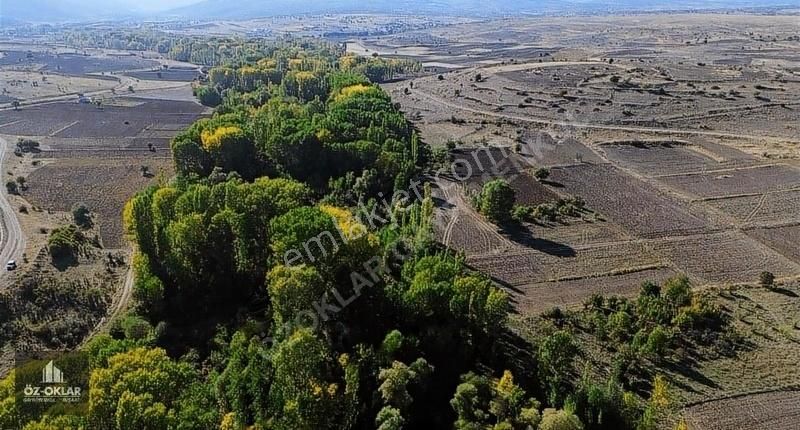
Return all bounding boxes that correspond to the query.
[2,0,799,24]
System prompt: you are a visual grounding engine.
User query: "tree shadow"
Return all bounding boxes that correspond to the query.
[431,196,455,209]
[540,179,564,188]
[51,254,79,271]
[500,224,576,257]
[770,287,798,297]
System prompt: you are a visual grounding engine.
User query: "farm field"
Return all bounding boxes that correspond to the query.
[0,97,205,138]
[659,164,800,199]
[23,157,173,248]
[1,45,208,265]
[548,163,716,238]
[391,13,800,323]
[745,225,800,264]
[707,189,800,227]
[684,391,800,430]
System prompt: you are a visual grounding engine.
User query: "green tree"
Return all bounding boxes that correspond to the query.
[539,408,584,430]
[267,264,327,327]
[88,348,196,430]
[534,167,550,181]
[194,85,222,107]
[479,179,516,224]
[759,271,775,289]
[538,331,579,406]
[72,202,93,228]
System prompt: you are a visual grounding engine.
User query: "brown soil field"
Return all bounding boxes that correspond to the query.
[466,240,664,287]
[0,50,158,75]
[745,225,800,264]
[548,164,715,238]
[0,70,119,101]
[659,164,800,199]
[511,266,681,315]
[462,172,559,207]
[706,189,800,227]
[0,97,206,138]
[22,157,172,248]
[649,231,800,284]
[600,141,757,177]
[684,390,800,430]
[518,135,606,167]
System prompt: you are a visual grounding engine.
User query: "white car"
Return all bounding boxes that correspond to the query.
[5,260,17,271]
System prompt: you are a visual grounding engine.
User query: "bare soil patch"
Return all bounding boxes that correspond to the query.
[660,164,800,199]
[548,163,714,238]
[685,390,800,430]
[23,157,172,248]
[649,231,800,284]
[707,190,800,227]
[746,225,800,264]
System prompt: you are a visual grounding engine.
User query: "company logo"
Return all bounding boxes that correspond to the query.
[41,360,64,384]
[15,351,88,412]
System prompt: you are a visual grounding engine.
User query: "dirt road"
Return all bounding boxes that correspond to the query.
[413,89,800,144]
[0,136,25,284]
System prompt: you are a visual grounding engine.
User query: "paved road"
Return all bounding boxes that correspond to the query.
[0,136,25,284]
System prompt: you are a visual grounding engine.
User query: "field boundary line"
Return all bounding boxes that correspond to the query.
[651,163,793,179]
[542,263,673,283]
[48,120,80,137]
[681,385,800,409]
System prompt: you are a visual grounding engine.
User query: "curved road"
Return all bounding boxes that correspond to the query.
[0,136,25,284]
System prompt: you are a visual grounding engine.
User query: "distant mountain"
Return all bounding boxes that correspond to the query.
[1,0,798,25]
[0,0,197,25]
[165,0,800,19]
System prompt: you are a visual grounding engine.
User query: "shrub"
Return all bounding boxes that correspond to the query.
[759,271,775,289]
[48,225,84,260]
[534,167,550,181]
[194,85,222,107]
[72,203,93,229]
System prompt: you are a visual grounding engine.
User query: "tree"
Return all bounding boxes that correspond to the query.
[759,271,775,289]
[534,167,550,181]
[267,264,327,327]
[538,331,578,406]
[48,225,83,260]
[479,179,516,224]
[194,85,222,107]
[539,408,584,430]
[72,203,93,228]
[269,206,338,268]
[449,275,509,333]
[270,329,348,429]
[88,348,196,430]
[376,406,404,430]
[5,181,17,195]
[450,371,541,430]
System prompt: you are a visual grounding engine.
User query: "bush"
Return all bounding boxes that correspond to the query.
[194,85,222,107]
[15,138,40,153]
[5,181,18,195]
[759,271,775,289]
[47,225,83,260]
[72,203,93,229]
[512,205,534,222]
[533,167,550,181]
